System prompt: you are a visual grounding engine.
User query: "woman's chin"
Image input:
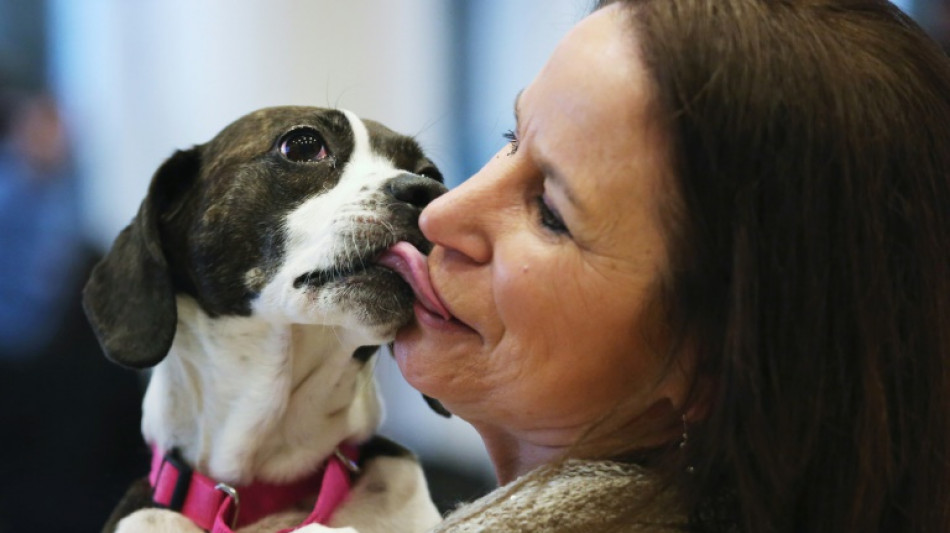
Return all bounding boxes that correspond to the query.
[393,317,475,406]
[393,320,433,394]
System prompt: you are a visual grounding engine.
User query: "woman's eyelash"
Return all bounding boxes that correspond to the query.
[536,196,570,235]
[503,129,519,156]
[502,128,567,236]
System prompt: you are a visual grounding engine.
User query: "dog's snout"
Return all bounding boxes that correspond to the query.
[385,173,447,208]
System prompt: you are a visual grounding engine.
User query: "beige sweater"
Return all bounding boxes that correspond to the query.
[431,459,688,533]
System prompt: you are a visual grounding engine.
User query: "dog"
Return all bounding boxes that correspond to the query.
[83,106,449,532]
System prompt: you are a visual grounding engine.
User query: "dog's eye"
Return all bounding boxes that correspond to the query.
[279,128,329,163]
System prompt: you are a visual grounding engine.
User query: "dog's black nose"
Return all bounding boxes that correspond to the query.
[385,173,447,208]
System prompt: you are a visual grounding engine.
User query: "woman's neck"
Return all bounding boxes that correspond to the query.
[472,424,571,484]
[471,406,684,484]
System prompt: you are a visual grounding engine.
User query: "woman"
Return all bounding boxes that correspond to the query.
[393,1,950,531]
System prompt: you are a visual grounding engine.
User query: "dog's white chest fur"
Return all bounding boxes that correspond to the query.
[142,296,381,484]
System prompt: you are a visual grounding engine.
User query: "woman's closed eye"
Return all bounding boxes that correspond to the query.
[537,195,570,236]
[502,129,569,236]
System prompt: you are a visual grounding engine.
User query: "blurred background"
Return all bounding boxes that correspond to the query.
[0,0,943,531]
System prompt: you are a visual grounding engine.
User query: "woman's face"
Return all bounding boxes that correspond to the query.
[395,5,683,452]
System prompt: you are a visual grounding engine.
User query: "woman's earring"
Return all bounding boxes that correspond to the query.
[681,415,695,474]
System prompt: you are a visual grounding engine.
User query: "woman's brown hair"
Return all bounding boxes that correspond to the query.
[601,1,950,531]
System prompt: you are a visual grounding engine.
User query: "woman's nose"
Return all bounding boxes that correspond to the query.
[420,172,494,264]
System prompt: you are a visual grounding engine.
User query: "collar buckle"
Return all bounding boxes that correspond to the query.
[333,447,361,474]
[214,482,241,529]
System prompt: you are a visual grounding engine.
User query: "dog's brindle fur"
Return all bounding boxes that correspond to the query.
[84,107,447,533]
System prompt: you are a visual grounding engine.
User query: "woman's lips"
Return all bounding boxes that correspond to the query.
[376,241,453,321]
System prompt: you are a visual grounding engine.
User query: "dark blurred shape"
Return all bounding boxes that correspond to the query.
[916,0,950,52]
[0,0,47,96]
[422,459,496,515]
[938,0,950,52]
[0,249,146,533]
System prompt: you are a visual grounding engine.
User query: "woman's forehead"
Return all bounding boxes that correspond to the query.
[521,6,665,222]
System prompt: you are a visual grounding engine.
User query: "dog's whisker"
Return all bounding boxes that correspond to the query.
[381,220,398,239]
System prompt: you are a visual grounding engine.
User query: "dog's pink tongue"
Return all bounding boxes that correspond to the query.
[377,242,452,320]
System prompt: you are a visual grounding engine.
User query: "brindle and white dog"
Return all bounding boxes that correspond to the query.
[83,106,448,533]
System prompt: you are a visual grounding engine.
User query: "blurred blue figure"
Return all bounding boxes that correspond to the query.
[0,92,81,357]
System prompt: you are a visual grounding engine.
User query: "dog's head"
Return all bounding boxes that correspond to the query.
[83,106,446,369]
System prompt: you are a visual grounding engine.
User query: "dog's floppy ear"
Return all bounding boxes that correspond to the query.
[83,148,201,369]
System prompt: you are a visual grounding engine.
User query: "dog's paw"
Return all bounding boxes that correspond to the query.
[115,508,204,533]
[294,526,358,533]
[329,455,442,532]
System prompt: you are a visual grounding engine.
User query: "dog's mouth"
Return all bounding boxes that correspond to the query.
[292,261,387,289]
[292,237,432,291]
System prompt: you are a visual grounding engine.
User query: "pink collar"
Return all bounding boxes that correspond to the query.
[149,444,360,532]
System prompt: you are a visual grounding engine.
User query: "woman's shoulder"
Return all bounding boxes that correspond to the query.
[431,459,688,533]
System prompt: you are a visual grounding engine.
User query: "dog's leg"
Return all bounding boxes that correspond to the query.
[114,509,205,533]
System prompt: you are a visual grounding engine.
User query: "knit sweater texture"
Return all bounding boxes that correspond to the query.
[430,459,688,533]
